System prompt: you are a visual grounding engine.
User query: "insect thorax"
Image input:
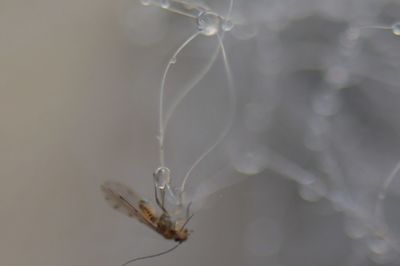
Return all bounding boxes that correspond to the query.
[156,214,189,242]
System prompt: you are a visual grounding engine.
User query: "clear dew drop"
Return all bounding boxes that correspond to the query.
[153,166,171,189]
[197,11,220,36]
[160,0,170,9]
[298,179,326,202]
[170,56,177,64]
[391,22,400,36]
[367,236,398,264]
[344,215,368,239]
[233,151,267,175]
[345,27,360,41]
[140,0,151,6]
[222,19,234,32]
[367,236,390,255]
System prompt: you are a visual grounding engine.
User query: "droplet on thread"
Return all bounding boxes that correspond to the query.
[345,27,360,41]
[344,215,368,239]
[233,151,267,175]
[160,0,170,9]
[298,179,326,202]
[153,166,171,189]
[197,11,220,36]
[222,19,234,32]
[391,22,400,36]
[170,57,177,64]
[367,236,397,264]
[367,236,390,255]
[140,0,151,6]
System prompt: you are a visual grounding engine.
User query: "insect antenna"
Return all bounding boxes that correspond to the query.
[121,242,182,266]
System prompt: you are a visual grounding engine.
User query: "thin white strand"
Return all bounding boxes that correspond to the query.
[180,32,236,192]
[163,0,234,130]
[163,39,221,133]
[358,25,391,30]
[226,0,233,19]
[374,160,400,220]
[179,0,235,193]
[159,31,201,167]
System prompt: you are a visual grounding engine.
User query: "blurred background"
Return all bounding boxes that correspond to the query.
[1,0,400,265]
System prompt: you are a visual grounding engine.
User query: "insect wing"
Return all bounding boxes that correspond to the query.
[101,181,157,227]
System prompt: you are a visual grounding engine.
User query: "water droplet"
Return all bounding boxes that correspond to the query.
[197,11,220,36]
[340,27,359,49]
[153,166,171,189]
[391,22,400,36]
[345,27,360,41]
[367,236,390,254]
[140,0,151,6]
[344,215,368,239]
[222,19,234,32]
[367,236,398,264]
[160,0,170,9]
[233,151,267,175]
[369,250,398,264]
[298,179,326,202]
[170,57,176,64]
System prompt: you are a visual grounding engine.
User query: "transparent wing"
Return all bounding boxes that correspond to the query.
[185,164,246,212]
[101,181,158,228]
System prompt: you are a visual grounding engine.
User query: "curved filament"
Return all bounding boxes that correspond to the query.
[121,242,182,266]
[179,0,236,194]
[159,31,202,167]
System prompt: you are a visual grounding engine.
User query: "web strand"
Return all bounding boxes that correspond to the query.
[158,31,201,167]
[180,0,235,193]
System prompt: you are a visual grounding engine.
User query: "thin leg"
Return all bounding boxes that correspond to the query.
[179,212,194,232]
[155,186,168,214]
[186,202,193,219]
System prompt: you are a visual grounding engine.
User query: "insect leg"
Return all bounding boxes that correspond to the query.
[179,213,194,232]
[185,201,192,219]
[154,186,169,214]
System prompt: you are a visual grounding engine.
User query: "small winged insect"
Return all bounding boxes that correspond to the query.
[101,181,191,243]
[101,0,235,264]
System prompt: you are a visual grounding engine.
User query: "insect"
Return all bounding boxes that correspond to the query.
[101,181,192,242]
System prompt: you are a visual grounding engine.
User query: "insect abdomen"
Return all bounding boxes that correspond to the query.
[139,201,158,223]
